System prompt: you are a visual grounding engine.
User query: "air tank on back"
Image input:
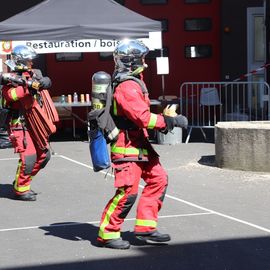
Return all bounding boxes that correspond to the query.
[91,71,111,110]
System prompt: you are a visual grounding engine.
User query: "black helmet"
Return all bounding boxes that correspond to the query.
[113,39,149,76]
[11,45,37,70]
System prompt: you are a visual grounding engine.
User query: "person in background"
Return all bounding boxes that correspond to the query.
[97,39,188,249]
[0,45,52,201]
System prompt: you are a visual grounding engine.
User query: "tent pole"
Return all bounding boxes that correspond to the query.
[161,74,165,100]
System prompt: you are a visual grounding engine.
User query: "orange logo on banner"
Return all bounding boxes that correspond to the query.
[2,41,12,53]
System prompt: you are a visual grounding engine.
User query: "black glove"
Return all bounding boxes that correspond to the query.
[39,77,52,89]
[164,115,188,131]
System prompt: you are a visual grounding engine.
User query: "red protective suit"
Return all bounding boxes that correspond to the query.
[2,70,51,195]
[98,76,168,241]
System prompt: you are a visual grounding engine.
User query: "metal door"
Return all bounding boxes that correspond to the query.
[247,7,268,118]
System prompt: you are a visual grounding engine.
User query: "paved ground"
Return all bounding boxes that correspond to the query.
[0,141,270,270]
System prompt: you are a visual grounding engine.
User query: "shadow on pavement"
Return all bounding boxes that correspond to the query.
[4,235,270,270]
[198,155,216,167]
[38,222,160,248]
[40,222,98,245]
[0,183,15,199]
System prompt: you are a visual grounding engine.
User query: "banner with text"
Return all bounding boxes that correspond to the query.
[0,32,162,55]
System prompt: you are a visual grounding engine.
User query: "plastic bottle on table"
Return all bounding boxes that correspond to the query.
[67,94,72,103]
[86,94,90,102]
[61,95,65,103]
[73,92,78,103]
[80,93,85,103]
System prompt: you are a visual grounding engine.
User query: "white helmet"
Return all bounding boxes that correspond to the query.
[113,39,149,76]
[11,45,37,70]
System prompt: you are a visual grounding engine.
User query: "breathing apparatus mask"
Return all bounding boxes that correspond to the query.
[1,45,42,90]
[10,45,37,72]
[113,39,149,77]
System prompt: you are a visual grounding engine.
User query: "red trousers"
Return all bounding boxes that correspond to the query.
[9,127,51,195]
[98,157,168,241]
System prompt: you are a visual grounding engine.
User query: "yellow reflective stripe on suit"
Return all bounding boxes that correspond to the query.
[135,219,157,228]
[98,188,125,240]
[147,113,157,129]
[111,144,148,155]
[11,118,21,125]
[10,88,19,101]
[14,161,31,193]
[113,99,117,115]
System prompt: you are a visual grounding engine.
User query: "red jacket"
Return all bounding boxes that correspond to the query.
[111,78,166,162]
[2,71,34,120]
[2,71,55,150]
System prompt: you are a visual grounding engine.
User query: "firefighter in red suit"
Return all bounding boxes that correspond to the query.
[1,45,52,201]
[97,40,188,249]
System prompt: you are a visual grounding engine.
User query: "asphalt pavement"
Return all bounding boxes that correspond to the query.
[0,141,270,270]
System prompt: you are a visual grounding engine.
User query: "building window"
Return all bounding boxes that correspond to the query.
[184,18,212,31]
[55,53,83,62]
[185,45,212,58]
[146,47,169,59]
[254,15,265,62]
[99,52,113,61]
[184,0,211,3]
[140,0,167,5]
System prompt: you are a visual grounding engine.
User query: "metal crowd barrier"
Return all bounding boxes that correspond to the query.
[179,81,270,143]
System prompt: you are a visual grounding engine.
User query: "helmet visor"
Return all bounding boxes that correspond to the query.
[113,40,149,72]
[11,45,37,65]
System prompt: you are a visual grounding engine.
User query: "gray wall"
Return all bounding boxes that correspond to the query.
[221,0,264,81]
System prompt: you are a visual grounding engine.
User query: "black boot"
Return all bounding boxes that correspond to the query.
[14,191,36,201]
[12,181,38,196]
[97,238,130,249]
[135,231,171,243]
[29,190,38,195]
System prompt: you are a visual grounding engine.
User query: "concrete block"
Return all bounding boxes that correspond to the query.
[215,121,270,172]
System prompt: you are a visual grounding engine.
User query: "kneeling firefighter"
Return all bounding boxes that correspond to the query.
[0,45,57,201]
[96,39,188,249]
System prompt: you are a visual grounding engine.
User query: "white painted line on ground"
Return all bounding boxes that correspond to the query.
[59,155,96,171]
[0,155,61,162]
[156,212,213,219]
[0,221,99,232]
[165,194,270,233]
[0,157,18,161]
[58,154,270,234]
[0,212,211,232]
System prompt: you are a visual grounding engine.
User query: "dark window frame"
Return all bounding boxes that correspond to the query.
[55,52,83,62]
[140,0,168,5]
[184,45,212,59]
[184,18,212,31]
[99,52,113,61]
[184,0,211,4]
